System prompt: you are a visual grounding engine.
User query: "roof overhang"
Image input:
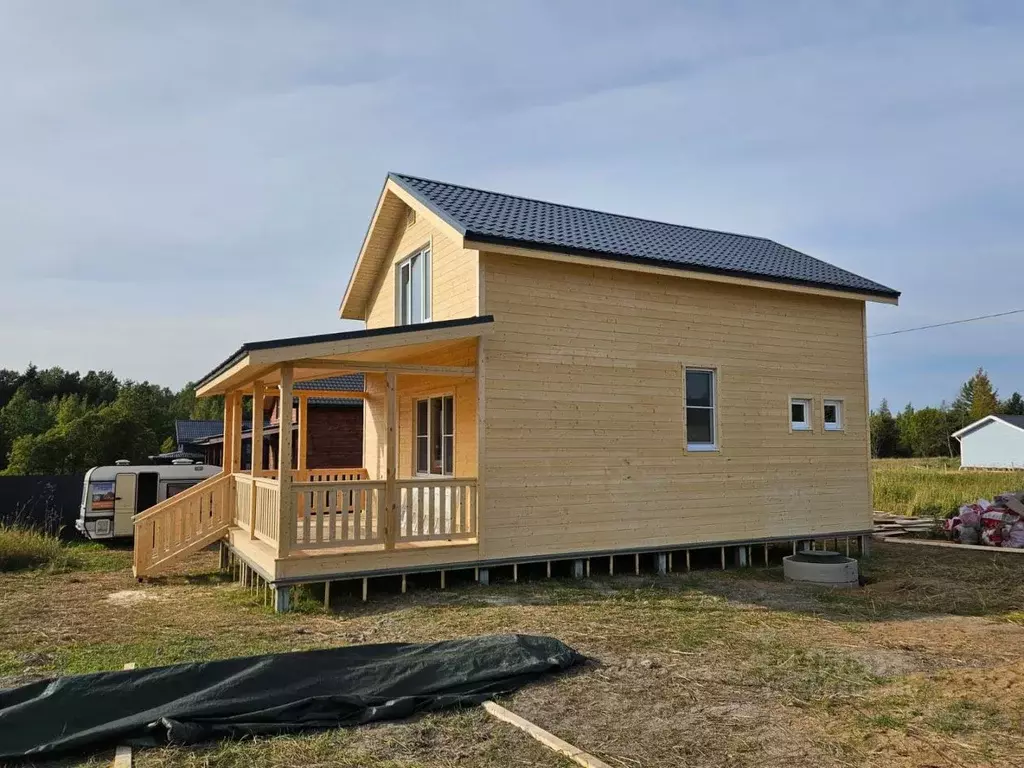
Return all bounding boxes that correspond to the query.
[195,315,493,397]
[952,414,1024,441]
[464,240,900,305]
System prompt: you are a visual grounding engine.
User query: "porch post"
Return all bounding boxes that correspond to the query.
[229,391,243,474]
[249,381,264,539]
[277,366,294,558]
[251,382,265,476]
[221,396,234,471]
[297,394,308,472]
[383,372,397,549]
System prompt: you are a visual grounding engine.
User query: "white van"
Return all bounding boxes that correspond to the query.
[76,460,221,539]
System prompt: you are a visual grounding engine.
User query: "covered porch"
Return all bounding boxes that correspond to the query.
[133,317,493,585]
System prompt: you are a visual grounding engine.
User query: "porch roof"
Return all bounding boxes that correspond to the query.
[195,315,493,397]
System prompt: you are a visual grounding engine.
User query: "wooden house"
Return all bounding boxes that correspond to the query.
[133,173,900,609]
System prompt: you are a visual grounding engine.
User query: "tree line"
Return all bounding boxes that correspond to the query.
[0,365,223,475]
[870,368,1023,458]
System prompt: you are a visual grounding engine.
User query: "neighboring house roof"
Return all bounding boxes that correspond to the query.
[174,420,227,444]
[194,421,272,446]
[149,449,206,462]
[296,374,364,407]
[388,172,900,300]
[952,414,1024,440]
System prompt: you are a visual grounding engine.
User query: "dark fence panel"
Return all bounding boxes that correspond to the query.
[0,475,84,539]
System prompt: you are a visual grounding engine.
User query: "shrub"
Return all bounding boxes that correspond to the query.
[0,525,73,572]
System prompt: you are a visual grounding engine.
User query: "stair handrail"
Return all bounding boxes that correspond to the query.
[132,471,229,524]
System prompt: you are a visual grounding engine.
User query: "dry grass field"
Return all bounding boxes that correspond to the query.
[2,538,1024,768]
[872,457,1024,516]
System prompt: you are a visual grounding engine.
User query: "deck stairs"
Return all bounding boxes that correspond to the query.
[133,473,233,577]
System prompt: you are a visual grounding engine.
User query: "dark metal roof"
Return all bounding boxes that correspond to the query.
[389,173,900,300]
[296,374,364,406]
[295,374,363,391]
[174,420,226,443]
[196,315,494,390]
[995,415,1024,429]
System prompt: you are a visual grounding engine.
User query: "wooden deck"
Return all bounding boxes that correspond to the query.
[135,468,480,580]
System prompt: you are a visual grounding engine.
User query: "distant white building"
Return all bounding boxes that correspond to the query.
[952,415,1024,469]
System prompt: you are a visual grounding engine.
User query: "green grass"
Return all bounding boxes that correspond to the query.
[0,526,132,574]
[0,524,74,571]
[872,458,1024,516]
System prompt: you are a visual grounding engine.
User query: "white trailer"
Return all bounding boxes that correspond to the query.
[76,460,221,539]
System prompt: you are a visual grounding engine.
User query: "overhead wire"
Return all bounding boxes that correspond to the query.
[868,308,1024,338]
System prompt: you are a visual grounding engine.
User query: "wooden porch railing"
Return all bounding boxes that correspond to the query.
[133,473,233,577]
[234,473,253,529]
[292,479,385,549]
[293,467,368,483]
[397,478,477,543]
[289,476,477,549]
[252,477,280,545]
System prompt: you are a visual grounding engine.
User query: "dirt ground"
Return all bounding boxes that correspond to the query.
[2,540,1023,768]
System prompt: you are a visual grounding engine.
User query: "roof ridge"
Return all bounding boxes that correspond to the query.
[390,171,777,245]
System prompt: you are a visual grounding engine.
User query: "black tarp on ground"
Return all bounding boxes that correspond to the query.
[0,634,585,761]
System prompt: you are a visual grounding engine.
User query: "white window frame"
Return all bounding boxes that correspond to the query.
[414,393,454,476]
[684,367,718,451]
[396,245,431,326]
[823,398,843,431]
[790,397,812,431]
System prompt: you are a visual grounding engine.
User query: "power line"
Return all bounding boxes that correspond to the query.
[868,308,1024,338]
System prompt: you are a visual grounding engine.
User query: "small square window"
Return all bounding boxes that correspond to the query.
[790,398,811,431]
[824,400,842,431]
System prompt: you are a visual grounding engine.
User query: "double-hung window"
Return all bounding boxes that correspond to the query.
[685,368,717,451]
[397,246,431,325]
[415,395,454,475]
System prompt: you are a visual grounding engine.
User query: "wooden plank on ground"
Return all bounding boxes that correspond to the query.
[879,537,1024,554]
[112,662,136,768]
[482,701,612,768]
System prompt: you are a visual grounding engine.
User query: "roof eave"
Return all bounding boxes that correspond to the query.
[465,233,901,304]
[952,415,1024,440]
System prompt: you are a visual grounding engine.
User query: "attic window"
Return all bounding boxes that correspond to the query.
[406,208,416,228]
[397,246,431,325]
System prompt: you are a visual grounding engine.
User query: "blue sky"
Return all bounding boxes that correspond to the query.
[1,1,1022,408]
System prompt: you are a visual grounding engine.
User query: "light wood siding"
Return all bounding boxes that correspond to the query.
[479,253,871,558]
[363,341,478,481]
[364,204,479,329]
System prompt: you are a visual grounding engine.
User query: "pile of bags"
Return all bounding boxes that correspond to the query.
[945,492,1024,547]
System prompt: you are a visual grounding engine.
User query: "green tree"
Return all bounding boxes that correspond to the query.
[0,387,55,469]
[79,370,119,405]
[902,406,954,457]
[160,435,177,453]
[895,403,916,457]
[1001,392,1024,416]
[869,399,900,457]
[191,393,225,421]
[4,431,71,475]
[968,367,999,421]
